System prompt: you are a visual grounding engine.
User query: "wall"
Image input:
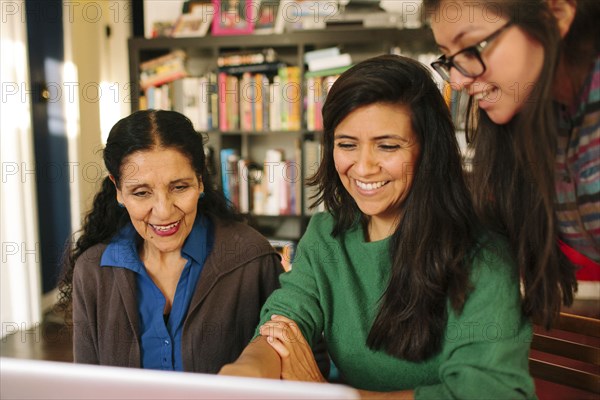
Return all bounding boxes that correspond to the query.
[1,0,43,337]
[67,0,132,220]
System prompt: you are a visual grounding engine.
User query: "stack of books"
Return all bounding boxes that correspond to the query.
[303,47,351,131]
[220,144,302,217]
[139,50,187,90]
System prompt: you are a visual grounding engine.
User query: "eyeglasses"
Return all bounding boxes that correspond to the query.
[431,21,513,82]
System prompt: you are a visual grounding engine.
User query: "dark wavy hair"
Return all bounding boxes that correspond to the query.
[308,54,479,361]
[56,109,239,319]
[423,0,590,328]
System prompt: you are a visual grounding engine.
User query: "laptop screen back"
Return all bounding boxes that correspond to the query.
[0,357,359,400]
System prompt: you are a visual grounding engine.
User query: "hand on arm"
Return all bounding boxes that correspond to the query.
[259,315,326,382]
[218,336,281,379]
[261,316,414,399]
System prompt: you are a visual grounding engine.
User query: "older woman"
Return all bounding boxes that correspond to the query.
[58,110,282,373]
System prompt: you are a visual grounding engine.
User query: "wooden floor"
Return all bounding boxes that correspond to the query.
[0,313,72,363]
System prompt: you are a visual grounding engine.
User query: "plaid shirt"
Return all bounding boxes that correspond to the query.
[555,54,600,265]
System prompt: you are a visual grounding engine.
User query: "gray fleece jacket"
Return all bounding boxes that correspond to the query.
[72,218,282,373]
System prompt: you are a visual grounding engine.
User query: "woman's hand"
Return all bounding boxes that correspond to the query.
[259,315,327,383]
[218,336,281,379]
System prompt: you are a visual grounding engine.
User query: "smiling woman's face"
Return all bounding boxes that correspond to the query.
[430,0,544,125]
[333,103,420,239]
[114,147,203,255]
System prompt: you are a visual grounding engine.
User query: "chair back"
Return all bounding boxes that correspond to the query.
[530,312,600,394]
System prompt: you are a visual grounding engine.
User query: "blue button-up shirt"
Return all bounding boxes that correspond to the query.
[100,215,213,371]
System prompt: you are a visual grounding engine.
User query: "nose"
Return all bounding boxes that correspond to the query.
[153,192,176,219]
[354,146,379,176]
[448,67,475,91]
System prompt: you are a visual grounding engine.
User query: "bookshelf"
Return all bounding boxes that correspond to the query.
[128,27,436,241]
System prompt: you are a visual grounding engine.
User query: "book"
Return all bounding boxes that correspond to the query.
[269,75,282,131]
[263,148,284,215]
[220,148,238,205]
[217,48,277,67]
[277,68,288,130]
[240,72,253,132]
[304,140,324,214]
[171,77,204,131]
[304,65,352,78]
[140,50,187,90]
[303,47,340,65]
[218,61,286,76]
[254,74,266,131]
[307,53,352,72]
[226,75,240,131]
[238,158,251,214]
[286,66,302,131]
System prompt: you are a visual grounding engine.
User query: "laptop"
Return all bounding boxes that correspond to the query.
[0,357,359,400]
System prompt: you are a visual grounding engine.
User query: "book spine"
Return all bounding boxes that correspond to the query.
[220,148,235,202]
[238,159,250,214]
[254,74,264,132]
[287,66,301,131]
[240,72,253,131]
[218,72,228,131]
[278,67,289,130]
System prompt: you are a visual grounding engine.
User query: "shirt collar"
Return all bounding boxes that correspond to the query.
[100,223,144,272]
[557,54,600,121]
[100,215,213,271]
[182,215,212,265]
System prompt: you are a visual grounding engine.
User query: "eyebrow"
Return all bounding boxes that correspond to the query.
[437,26,482,52]
[123,177,196,190]
[334,134,412,143]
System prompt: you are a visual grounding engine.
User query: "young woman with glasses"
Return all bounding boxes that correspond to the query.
[425,0,599,328]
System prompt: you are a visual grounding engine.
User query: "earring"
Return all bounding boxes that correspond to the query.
[199,192,205,199]
[118,202,125,208]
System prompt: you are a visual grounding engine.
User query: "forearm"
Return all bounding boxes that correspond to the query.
[219,336,281,378]
[357,389,414,400]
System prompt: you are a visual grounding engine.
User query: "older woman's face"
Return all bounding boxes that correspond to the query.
[114,148,203,255]
[333,103,420,239]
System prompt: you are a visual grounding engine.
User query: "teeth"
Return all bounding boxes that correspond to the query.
[355,180,388,191]
[474,88,494,100]
[151,221,180,231]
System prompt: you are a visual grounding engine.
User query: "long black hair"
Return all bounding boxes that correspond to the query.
[423,0,586,328]
[56,110,239,318]
[308,54,479,361]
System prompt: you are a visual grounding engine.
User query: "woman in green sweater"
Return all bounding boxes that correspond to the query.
[220,55,535,399]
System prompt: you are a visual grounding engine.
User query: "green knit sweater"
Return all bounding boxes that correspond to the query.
[258,213,535,399]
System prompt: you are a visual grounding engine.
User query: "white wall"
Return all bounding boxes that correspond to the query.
[1,0,42,338]
[67,0,132,219]
[1,1,133,336]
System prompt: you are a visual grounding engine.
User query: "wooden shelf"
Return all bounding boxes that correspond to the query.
[128,26,436,240]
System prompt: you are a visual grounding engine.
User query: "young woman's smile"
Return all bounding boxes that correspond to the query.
[333,103,420,239]
[430,1,544,124]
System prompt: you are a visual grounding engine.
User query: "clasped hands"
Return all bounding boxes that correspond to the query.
[260,315,327,383]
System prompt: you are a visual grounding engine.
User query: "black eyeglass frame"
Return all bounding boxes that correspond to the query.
[431,21,513,82]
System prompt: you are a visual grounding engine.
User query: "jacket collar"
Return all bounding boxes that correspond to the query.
[186,218,275,316]
[112,267,142,366]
